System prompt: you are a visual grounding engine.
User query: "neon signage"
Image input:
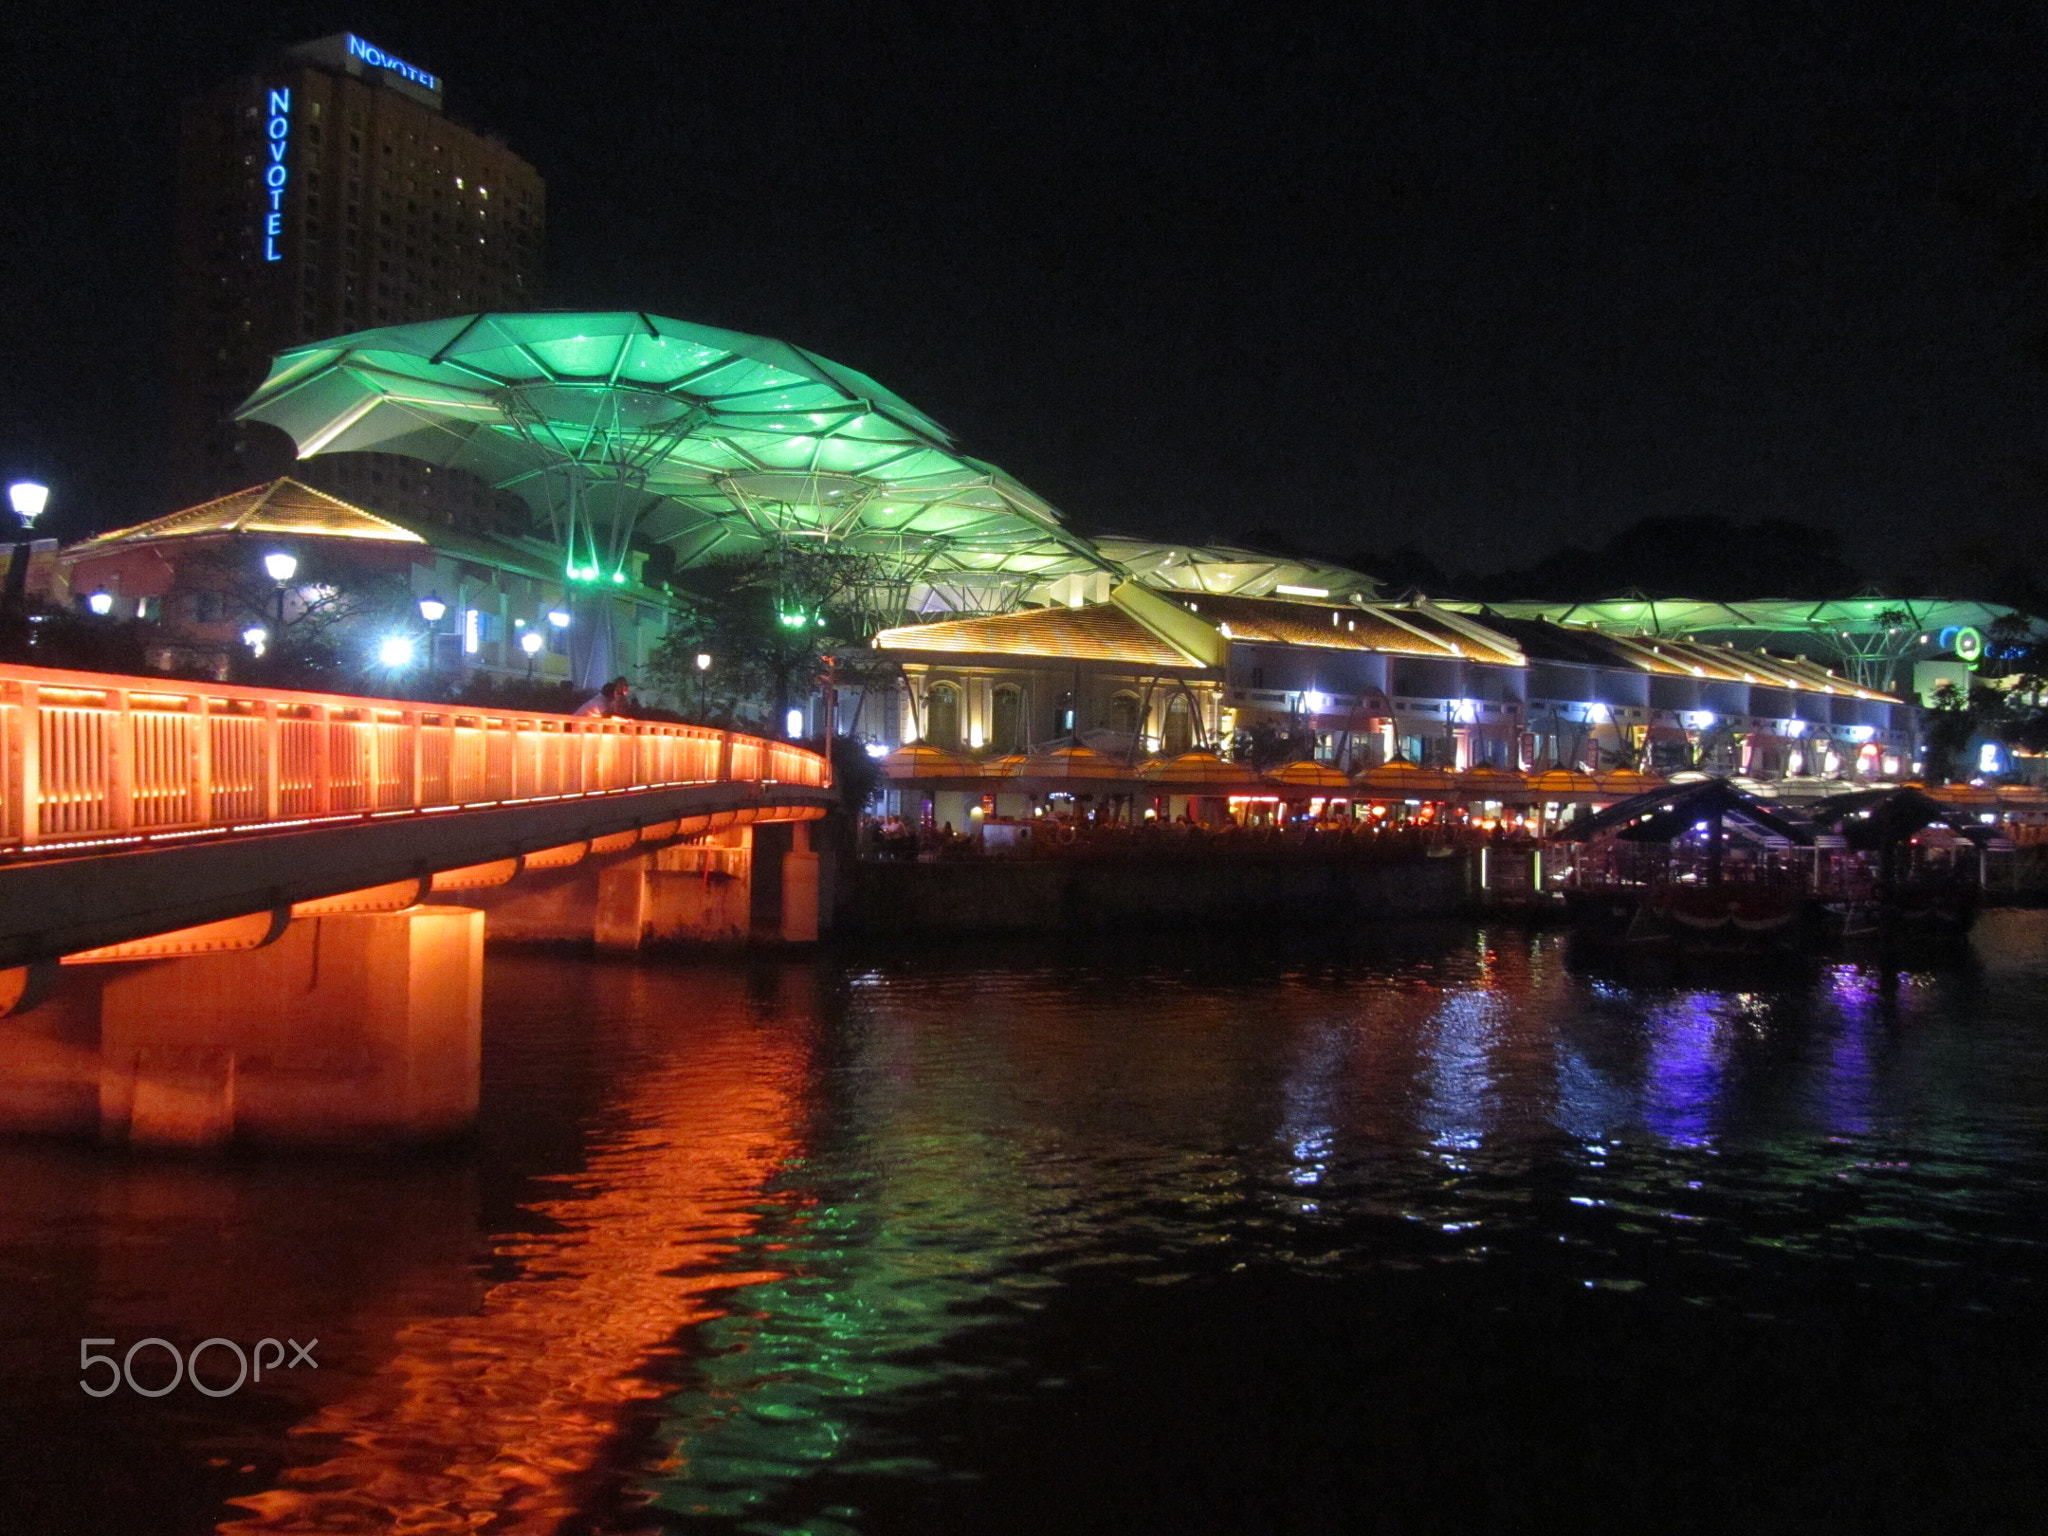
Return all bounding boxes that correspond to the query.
[346,34,439,93]
[262,87,289,261]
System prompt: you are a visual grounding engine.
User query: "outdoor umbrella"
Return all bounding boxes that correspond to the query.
[1352,759,1457,799]
[1455,764,1532,803]
[1265,760,1353,796]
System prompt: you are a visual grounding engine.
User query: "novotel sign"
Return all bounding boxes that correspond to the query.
[344,34,439,93]
[262,87,290,262]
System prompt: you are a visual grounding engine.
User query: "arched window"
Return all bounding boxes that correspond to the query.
[924,683,961,749]
[1162,693,1195,756]
[1107,692,1141,735]
[991,686,1024,754]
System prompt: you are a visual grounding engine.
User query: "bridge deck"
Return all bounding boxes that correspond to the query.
[0,665,832,966]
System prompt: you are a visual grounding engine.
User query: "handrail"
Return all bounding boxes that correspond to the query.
[0,663,829,854]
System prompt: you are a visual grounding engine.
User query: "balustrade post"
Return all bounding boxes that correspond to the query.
[108,688,133,835]
[188,692,211,830]
[406,709,423,809]
[719,729,733,783]
[262,700,281,821]
[359,711,378,812]
[313,704,331,816]
[13,682,39,846]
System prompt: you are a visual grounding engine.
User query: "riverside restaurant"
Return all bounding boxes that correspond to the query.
[850,582,1998,842]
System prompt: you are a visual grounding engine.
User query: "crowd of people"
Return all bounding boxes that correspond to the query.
[860,808,1535,863]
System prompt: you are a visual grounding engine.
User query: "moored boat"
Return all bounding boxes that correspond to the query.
[1556,778,1986,955]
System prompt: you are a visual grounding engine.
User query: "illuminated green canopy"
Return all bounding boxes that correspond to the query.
[1453,594,2040,691]
[236,311,1109,595]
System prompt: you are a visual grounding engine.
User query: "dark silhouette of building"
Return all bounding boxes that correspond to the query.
[169,34,545,527]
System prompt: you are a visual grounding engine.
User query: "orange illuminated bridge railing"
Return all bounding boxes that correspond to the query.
[0,664,829,854]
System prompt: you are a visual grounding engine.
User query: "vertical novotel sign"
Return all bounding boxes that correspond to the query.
[262,87,290,261]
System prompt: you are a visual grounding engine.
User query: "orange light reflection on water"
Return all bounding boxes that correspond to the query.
[220,996,810,1536]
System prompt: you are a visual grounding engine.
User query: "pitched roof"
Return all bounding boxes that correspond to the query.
[1182,593,1522,664]
[874,604,1200,666]
[66,479,427,551]
[1477,613,1899,700]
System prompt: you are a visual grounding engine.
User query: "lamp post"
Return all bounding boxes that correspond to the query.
[520,627,544,679]
[695,650,712,719]
[263,550,297,637]
[87,591,114,617]
[418,592,446,675]
[4,482,49,647]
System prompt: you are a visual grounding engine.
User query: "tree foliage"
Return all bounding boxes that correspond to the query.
[646,546,895,727]
[162,539,419,690]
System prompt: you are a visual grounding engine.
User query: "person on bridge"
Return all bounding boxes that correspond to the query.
[573,677,632,717]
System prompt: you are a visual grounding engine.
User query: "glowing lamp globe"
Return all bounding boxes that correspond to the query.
[377,634,414,668]
[8,481,49,522]
[520,630,544,656]
[263,551,298,584]
[418,593,447,624]
[87,591,114,616]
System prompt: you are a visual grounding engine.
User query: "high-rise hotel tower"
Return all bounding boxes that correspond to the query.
[169,34,545,518]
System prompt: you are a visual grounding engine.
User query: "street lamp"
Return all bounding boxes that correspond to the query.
[4,481,49,628]
[87,591,114,617]
[242,626,268,657]
[520,627,544,678]
[547,609,571,629]
[695,651,712,717]
[8,482,48,524]
[418,593,446,675]
[263,550,297,635]
[377,634,414,669]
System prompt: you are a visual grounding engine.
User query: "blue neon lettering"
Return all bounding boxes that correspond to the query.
[261,87,289,261]
[345,34,440,92]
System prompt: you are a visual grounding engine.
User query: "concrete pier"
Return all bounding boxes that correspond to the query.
[0,906,483,1148]
[0,811,830,1152]
[474,823,827,950]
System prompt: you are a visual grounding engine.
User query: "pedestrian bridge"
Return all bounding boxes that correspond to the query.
[0,664,835,1150]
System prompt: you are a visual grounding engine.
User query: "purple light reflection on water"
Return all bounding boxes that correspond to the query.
[1640,992,1731,1148]
[1820,964,1883,1138]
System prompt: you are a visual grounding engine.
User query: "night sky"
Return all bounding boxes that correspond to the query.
[7,2,2048,580]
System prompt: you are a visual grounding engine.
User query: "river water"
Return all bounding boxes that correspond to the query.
[3,913,2047,1535]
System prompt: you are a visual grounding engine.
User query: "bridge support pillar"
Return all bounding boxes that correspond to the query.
[594,855,656,952]
[781,821,821,944]
[94,905,483,1149]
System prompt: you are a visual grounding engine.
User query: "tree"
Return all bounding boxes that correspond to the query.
[647,546,895,728]
[1921,680,1985,784]
[162,539,419,690]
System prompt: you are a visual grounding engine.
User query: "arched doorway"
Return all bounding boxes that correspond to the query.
[1162,693,1196,755]
[991,685,1024,754]
[925,682,961,749]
